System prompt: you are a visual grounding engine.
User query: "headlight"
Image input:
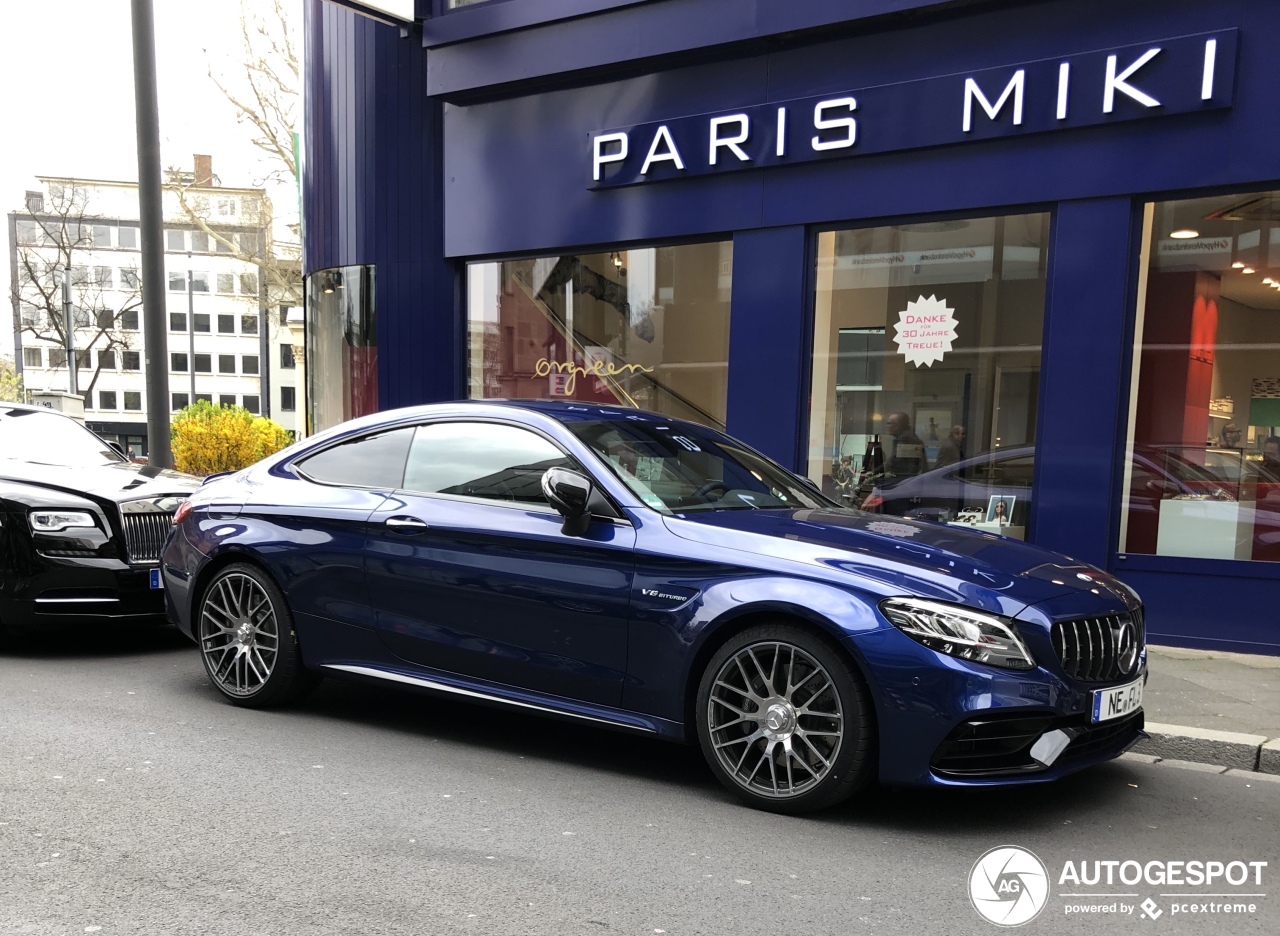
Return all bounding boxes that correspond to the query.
[29,510,98,533]
[880,597,1035,670]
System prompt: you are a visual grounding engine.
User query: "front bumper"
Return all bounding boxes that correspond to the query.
[0,556,166,632]
[847,625,1146,788]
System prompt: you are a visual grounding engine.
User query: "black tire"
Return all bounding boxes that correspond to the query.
[196,562,319,708]
[695,623,875,814]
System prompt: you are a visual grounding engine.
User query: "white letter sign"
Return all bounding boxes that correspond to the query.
[1104,48,1161,112]
[640,125,686,175]
[811,97,858,151]
[963,70,1025,131]
[709,114,751,165]
[592,132,629,182]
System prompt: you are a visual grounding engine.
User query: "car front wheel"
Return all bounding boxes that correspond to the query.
[197,562,316,707]
[695,624,875,813]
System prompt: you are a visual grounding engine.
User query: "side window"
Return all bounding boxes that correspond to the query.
[957,454,1034,488]
[402,422,574,505]
[295,427,415,489]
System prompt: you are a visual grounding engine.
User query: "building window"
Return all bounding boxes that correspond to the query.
[466,244,731,427]
[218,354,236,374]
[190,231,210,252]
[215,235,234,254]
[195,393,213,404]
[75,350,91,370]
[124,391,142,411]
[171,392,189,411]
[168,272,186,292]
[94,266,112,287]
[217,274,236,295]
[193,313,210,333]
[23,347,42,367]
[193,353,212,374]
[308,265,377,432]
[71,265,91,286]
[118,225,138,249]
[242,355,259,375]
[807,213,1050,534]
[1121,190,1280,564]
[239,232,263,258]
[171,352,188,372]
[240,271,258,295]
[97,309,114,329]
[216,197,237,217]
[91,225,113,248]
[217,314,235,334]
[243,394,260,414]
[165,230,185,251]
[280,386,296,411]
[98,349,116,370]
[170,312,187,331]
[123,350,141,370]
[99,391,117,410]
[50,349,67,368]
[16,219,41,245]
[191,272,210,294]
[120,309,139,330]
[241,313,259,335]
[219,394,237,407]
[280,343,295,369]
[121,268,140,291]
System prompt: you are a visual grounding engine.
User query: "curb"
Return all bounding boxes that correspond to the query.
[1132,722,1278,773]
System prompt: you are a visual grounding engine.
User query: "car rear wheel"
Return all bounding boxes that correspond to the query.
[695,624,875,813]
[197,562,317,707]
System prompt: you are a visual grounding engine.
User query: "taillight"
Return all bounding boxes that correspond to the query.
[860,494,883,511]
[173,500,193,525]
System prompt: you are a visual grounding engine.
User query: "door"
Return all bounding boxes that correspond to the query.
[364,420,636,706]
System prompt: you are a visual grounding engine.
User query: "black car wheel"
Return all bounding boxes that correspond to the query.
[197,562,316,707]
[695,624,875,813]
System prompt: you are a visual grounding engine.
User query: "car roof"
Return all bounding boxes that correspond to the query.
[0,401,78,419]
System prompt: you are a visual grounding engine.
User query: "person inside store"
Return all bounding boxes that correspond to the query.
[1219,422,1244,448]
[1260,437,1280,504]
[885,411,927,476]
[1263,436,1280,471]
[831,454,857,504]
[934,425,966,468]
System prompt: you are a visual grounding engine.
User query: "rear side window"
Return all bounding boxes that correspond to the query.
[402,422,574,505]
[295,427,415,489]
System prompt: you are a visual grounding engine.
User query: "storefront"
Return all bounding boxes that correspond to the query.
[303,0,1280,653]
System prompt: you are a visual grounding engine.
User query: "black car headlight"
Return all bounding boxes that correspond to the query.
[29,510,98,533]
[880,597,1035,670]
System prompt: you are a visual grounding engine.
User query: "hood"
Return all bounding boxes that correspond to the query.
[662,508,1137,614]
[0,458,200,504]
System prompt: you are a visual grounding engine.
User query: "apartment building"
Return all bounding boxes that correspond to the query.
[7,157,301,455]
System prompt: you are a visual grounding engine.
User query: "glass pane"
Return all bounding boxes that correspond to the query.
[402,422,572,504]
[297,427,414,489]
[808,213,1049,536]
[1121,191,1280,563]
[307,265,377,432]
[466,241,732,428]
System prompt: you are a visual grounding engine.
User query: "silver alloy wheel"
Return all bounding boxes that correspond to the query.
[199,572,280,697]
[707,641,844,799]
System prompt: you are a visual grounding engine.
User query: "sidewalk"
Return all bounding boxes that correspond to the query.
[1134,645,1280,773]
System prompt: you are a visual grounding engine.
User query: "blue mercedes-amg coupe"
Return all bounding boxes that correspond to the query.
[162,400,1146,813]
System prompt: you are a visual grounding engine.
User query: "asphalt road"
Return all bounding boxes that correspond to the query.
[1,625,1278,936]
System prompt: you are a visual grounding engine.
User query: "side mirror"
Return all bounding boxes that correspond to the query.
[541,467,595,536]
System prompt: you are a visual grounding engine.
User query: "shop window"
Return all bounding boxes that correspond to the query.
[809,213,1050,537]
[465,242,732,428]
[1121,190,1280,563]
[306,265,377,433]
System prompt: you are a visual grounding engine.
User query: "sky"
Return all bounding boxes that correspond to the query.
[0,0,302,359]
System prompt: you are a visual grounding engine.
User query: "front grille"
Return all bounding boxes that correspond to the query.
[932,710,1144,776]
[120,509,175,563]
[1051,611,1144,682]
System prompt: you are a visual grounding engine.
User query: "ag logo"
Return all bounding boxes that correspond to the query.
[969,845,1050,927]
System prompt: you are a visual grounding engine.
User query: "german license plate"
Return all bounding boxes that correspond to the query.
[1091,677,1143,723]
[150,569,163,590]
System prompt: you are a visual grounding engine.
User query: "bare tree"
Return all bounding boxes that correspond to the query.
[168,0,301,310]
[10,186,141,401]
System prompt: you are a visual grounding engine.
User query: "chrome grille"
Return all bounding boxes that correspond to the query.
[119,509,176,563]
[1051,611,1144,682]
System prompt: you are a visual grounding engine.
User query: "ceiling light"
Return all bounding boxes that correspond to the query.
[1264,278,1274,285]
[1170,229,1199,239]
[1243,267,1256,274]
[1232,261,1246,269]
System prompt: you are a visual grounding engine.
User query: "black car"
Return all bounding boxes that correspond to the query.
[0,403,199,638]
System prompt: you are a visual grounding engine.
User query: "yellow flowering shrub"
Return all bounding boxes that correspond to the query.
[170,400,293,476]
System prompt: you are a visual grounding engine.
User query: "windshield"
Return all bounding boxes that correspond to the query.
[0,407,125,468]
[568,419,835,512]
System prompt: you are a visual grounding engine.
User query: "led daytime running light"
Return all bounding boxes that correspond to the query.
[880,597,1035,670]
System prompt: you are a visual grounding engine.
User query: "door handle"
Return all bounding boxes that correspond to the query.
[385,515,429,534]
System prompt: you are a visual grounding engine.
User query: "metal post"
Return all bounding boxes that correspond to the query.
[62,268,77,395]
[130,0,171,468]
[187,252,195,403]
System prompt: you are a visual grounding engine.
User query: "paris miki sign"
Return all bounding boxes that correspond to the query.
[588,30,1236,189]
